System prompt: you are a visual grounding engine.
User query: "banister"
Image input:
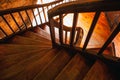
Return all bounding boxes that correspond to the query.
[70,12,78,46]
[82,11,101,51]
[0,0,65,41]
[98,23,120,55]
[48,1,120,18]
[48,1,120,60]
[0,0,63,16]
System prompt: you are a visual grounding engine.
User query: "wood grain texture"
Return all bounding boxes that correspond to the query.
[83,60,115,80]
[55,53,94,80]
[10,35,52,46]
[10,48,59,80]
[33,49,73,80]
[33,27,51,40]
[23,31,51,43]
[0,49,50,80]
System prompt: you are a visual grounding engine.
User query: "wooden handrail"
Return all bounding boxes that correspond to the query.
[48,1,120,58]
[0,0,64,40]
[0,0,63,16]
[48,1,120,18]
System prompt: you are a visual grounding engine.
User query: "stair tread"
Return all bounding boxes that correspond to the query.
[23,31,51,43]
[11,48,60,80]
[55,53,93,80]
[83,60,115,80]
[0,48,52,80]
[33,27,51,40]
[33,49,73,80]
[0,48,50,70]
[9,35,52,45]
[0,44,51,56]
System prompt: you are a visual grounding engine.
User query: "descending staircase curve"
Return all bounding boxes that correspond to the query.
[0,0,120,80]
[0,27,119,80]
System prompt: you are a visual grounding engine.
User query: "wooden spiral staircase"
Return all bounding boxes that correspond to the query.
[0,0,120,80]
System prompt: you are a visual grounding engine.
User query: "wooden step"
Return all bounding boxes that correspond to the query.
[33,49,73,80]
[0,48,50,70]
[0,48,52,80]
[9,35,52,46]
[0,44,51,56]
[23,31,51,43]
[83,60,116,80]
[55,53,94,80]
[11,48,60,80]
[33,27,51,40]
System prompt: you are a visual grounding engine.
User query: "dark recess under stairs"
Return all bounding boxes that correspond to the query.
[0,27,119,80]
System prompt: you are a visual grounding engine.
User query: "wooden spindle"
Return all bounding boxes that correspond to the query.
[70,12,78,46]
[31,9,38,26]
[59,14,63,44]
[82,12,101,51]
[10,13,21,31]
[25,10,33,27]
[0,27,8,37]
[49,18,56,47]
[1,15,15,33]
[37,8,42,24]
[42,7,47,22]
[98,23,120,55]
[18,11,27,29]
[65,31,68,44]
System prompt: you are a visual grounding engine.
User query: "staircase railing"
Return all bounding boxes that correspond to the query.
[0,0,67,41]
[48,1,120,63]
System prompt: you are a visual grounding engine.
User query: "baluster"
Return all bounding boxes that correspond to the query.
[45,7,48,22]
[65,31,68,44]
[98,23,120,55]
[42,7,47,22]
[37,8,42,24]
[59,14,63,44]
[10,13,21,31]
[31,9,38,26]
[82,12,101,51]
[75,30,80,44]
[18,11,27,29]
[49,18,56,47]
[1,15,15,33]
[25,10,33,28]
[70,12,78,46]
[0,27,8,37]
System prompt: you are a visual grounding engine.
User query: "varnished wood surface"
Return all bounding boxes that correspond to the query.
[55,53,94,80]
[10,35,52,46]
[0,1,120,80]
[10,48,59,80]
[0,27,119,80]
[0,48,50,70]
[33,49,73,80]
[83,60,116,80]
[33,27,51,40]
[23,31,51,43]
[0,44,50,56]
[0,49,51,79]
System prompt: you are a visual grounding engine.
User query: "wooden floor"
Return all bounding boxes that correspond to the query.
[0,27,119,80]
